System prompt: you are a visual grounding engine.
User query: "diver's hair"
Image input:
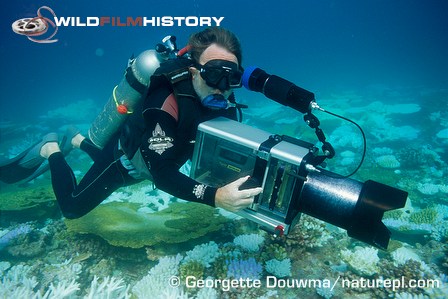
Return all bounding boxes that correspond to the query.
[188,27,242,66]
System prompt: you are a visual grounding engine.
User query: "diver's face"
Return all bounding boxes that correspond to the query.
[190,43,239,101]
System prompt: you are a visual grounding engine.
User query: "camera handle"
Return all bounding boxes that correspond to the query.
[304,111,336,159]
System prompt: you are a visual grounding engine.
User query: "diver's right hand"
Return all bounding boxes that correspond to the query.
[215,176,263,213]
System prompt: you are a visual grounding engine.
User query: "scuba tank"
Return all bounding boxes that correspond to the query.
[88,35,181,149]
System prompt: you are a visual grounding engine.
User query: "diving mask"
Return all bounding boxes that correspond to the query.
[197,59,243,91]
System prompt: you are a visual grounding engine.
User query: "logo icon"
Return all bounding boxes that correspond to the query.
[11,6,58,43]
[148,123,174,155]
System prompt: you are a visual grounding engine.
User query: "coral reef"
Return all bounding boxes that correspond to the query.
[282,215,334,250]
[341,247,380,277]
[226,257,263,280]
[0,223,32,250]
[1,194,447,298]
[105,182,175,213]
[261,243,288,261]
[0,264,130,298]
[376,154,401,169]
[233,233,265,252]
[409,208,438,225]
[265,258,291,278]
[384,203,448,242]
[382,259,434,297]
[179,260,205,281]
[132,254,183,298]
[85,276,130,299]
[1,88,448,298]
[391,247,422,266]
[182,241,221,268]
[65,202,228,248]
[40,99,99,123]
[417,183,440,196]
[0,186,55,210]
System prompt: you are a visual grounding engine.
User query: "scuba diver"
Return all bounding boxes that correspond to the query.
[0,27,263,218]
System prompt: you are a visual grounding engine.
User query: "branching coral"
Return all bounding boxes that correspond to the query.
[283,215,333,250]
[179,260,205,281]
[382,259,434,297]
[226,257,263,280]
[132,254,183,298]
[409,208,438,225]
[383,203,447,242]
[397,145,445,169]
[261,243,288,261]
[41,258,82,286]
[341,247,380,277]
[233,233,265,252]
[391,247,422,267]
[182,241,221,268]
[265,258,291,278]
[84,276,130,299]
[0,264,129,298]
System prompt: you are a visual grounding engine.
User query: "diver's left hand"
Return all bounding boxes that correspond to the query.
[215,176,263,212]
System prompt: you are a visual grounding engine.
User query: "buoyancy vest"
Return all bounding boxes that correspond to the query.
[118,58,238,179]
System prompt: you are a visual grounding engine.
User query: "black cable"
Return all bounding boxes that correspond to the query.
[237,107,243,122]
[318,108,367,178]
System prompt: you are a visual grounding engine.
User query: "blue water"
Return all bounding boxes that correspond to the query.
[1,0,447,120]
[0,0,447,298]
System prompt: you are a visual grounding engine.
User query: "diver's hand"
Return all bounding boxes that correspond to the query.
[215,176,263,212]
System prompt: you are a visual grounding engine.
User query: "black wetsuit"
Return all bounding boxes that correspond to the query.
[49,59,237,219]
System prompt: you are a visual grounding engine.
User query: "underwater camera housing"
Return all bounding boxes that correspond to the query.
[191,117,408,250]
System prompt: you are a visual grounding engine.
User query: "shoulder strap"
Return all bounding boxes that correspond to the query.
[151,57,193,86]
